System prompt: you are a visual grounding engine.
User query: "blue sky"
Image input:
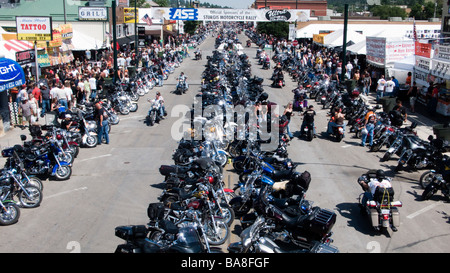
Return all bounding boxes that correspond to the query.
[202,0,255,9]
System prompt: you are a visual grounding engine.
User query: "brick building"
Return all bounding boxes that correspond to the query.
[253,0,327,17]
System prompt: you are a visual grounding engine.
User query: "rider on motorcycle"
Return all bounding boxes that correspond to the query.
[300,105,316,137]
[326,107,345,136]
[176,72,189,90]
[358,170,392,207]
[150,91,165,119]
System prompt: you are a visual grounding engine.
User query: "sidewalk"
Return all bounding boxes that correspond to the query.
[359,93,446,141]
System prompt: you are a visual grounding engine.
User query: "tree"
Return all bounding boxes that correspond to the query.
[256,22,289,39]
[369,5,407,19]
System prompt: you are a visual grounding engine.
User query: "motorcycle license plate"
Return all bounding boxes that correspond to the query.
[304,128,308,131]
[381,209,390,215]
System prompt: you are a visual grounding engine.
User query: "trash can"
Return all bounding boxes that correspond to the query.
[127,66,136,79]
[432,124,450,141]
[380,97,396,113]
[345,80,356,92]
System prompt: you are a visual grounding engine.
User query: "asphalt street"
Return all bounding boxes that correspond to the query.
[0,32,449,253]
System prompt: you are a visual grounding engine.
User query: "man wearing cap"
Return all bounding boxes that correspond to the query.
[19,96,33,127]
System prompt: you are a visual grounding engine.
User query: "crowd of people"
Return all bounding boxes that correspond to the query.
[5,24,212,129]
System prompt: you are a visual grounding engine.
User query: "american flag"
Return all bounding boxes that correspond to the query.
[142,14,153,26]
[413,17,417,41]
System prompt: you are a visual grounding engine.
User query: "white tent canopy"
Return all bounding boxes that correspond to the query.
[71,30,105,51]
[320,29,366,48]
[346,40,366,55]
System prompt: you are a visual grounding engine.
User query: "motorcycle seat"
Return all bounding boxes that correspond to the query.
[271,169,294,181]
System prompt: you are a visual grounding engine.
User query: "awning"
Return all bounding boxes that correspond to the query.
[0,57,26,93]
[0,39,34,60]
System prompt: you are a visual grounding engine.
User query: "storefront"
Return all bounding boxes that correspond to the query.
[430,45,450,116]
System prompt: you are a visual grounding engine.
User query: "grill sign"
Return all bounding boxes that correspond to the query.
[265,10,291,21]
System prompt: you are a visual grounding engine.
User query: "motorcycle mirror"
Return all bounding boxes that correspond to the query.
[20,135,27,141]
[428,135,434,141]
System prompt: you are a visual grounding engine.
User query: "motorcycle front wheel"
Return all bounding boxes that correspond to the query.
[85,135,98,148]
[204,219,229,246]
[0,202,20,225]
[419,171,435,189]
[19,186,42,208]
[55,165,72,181]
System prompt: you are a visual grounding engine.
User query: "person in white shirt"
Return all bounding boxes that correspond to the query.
[64,80,73,109]
[55,82,68,109]
[384,77,395,97]
[376,75,386,102]
[358,169,392,206]
[89,75,97,102]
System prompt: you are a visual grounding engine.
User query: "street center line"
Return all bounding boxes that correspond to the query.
[78,154,112,162]
[407,201,443,219]
[45,187,88,199]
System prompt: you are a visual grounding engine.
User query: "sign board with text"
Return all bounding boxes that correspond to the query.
[151,8,310,22]
[15,16,52,41]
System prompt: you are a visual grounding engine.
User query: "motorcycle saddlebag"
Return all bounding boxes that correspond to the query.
[304,208,337,240]
[290,171,311,192]
[147,202,165,220]
[115,225,147,241]
[159,165,178,176]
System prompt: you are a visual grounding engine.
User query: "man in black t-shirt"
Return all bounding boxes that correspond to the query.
[95,102,109,145]
[40,83,51,117]
[389,99,407,127]
[301,105,317,137]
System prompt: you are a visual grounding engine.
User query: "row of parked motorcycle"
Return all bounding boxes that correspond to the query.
[114,29,340,253]
[0,33,204,226]
[248,27,450,234]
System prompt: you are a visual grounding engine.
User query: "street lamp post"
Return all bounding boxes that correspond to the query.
[135,0,138,69]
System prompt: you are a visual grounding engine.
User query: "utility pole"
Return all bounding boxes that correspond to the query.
[341,4,348,83]
[63,0,67,24]
[112,0,118,84]
[134,0,138,68]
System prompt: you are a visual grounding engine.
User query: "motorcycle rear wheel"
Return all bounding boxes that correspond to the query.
[422,183,438,200]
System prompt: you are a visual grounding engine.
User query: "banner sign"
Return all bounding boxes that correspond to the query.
[151,8,310,22]
[434,45,450,63]
[0,58,26,93]
[431,59,450,80]
[15,49,35,65]
[366,37,386,66]
[15,16,52,41]
[415,41,432,58]
[367,36,414,66]
[124,7,138,23]
[415,56,431,72]
[385,40,415,64]
[60,24,73,40]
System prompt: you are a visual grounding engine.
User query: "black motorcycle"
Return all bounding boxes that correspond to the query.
[421,155,450,201]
